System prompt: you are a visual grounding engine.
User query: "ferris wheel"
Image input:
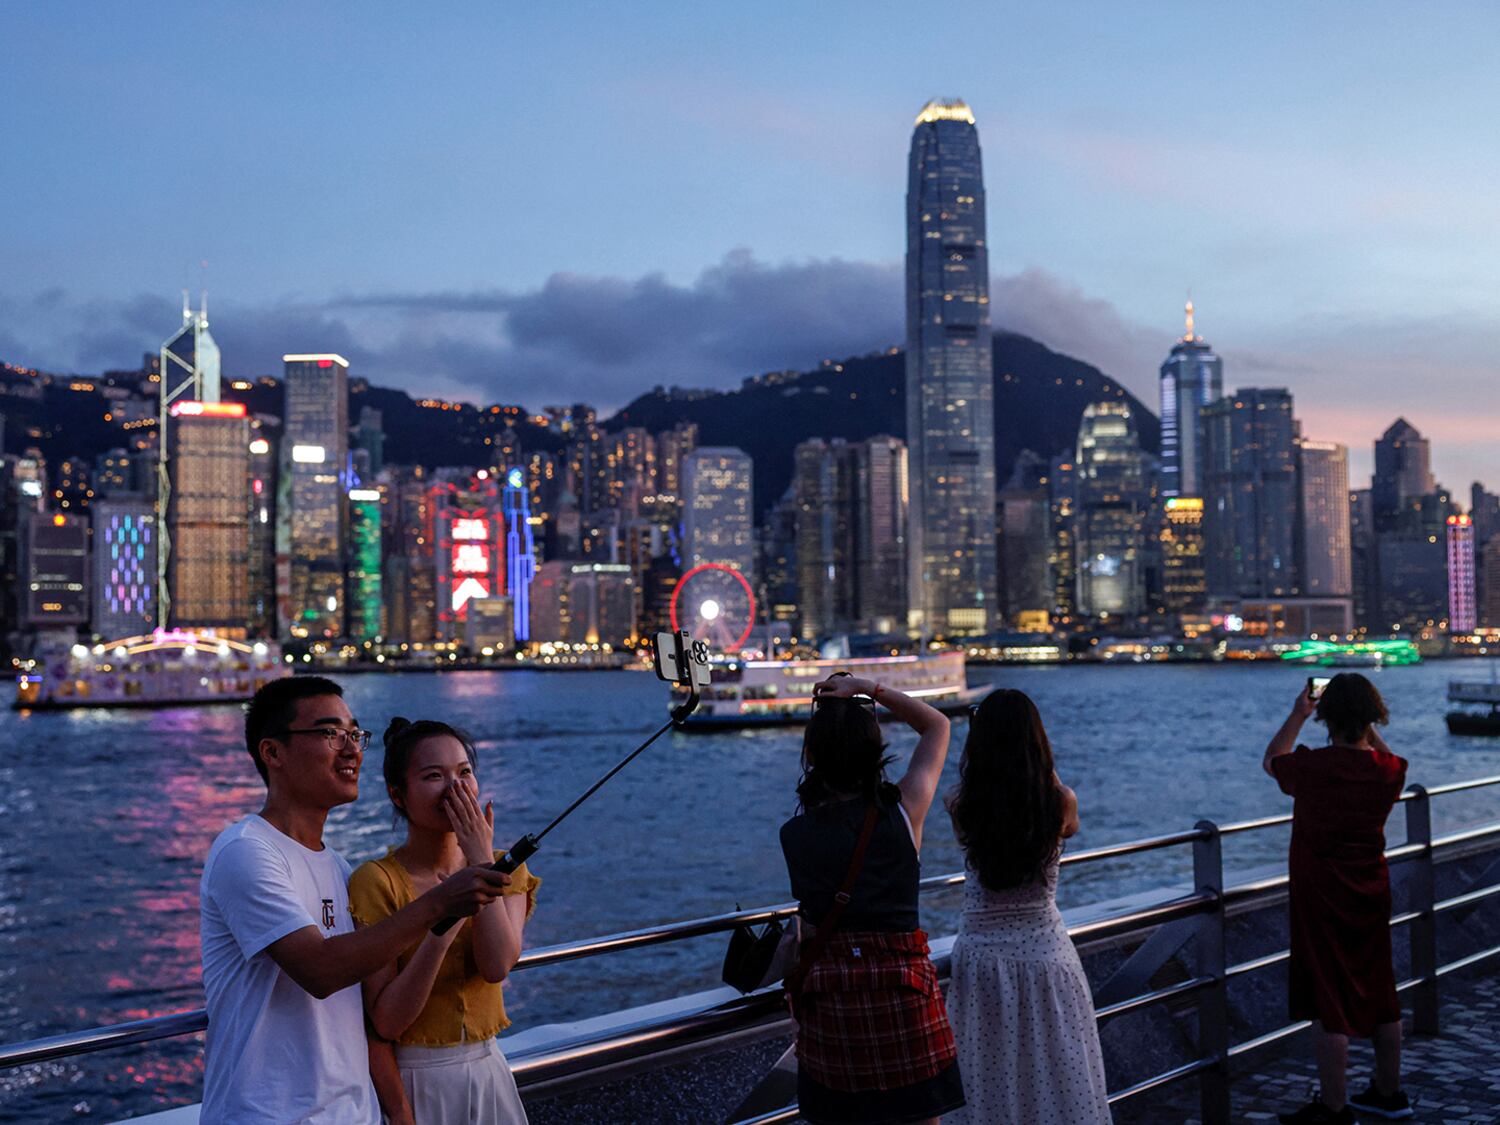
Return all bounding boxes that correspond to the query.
[670,563,757,653]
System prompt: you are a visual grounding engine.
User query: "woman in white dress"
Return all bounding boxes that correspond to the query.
[944,688,1112,1124]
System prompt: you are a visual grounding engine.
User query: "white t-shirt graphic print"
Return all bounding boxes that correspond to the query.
[199,815,378,1124]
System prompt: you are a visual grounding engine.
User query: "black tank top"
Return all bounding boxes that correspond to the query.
[779,792,920,932]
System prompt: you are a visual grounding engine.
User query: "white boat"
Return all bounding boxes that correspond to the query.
[675,649,985,730]
[14,630,282,710]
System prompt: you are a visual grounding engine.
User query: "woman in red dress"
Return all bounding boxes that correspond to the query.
[1262,673,1413,1124]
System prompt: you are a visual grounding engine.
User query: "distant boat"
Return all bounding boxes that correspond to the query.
[674,649,985,730]
[14,630,281,710]
[1446,679,1500,737]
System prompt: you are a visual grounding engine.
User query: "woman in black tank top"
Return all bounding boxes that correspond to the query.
[778,673,965,1125]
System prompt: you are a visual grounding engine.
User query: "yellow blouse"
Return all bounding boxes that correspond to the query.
[348,850,540,1047]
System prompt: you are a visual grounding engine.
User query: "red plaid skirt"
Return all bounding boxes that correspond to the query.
[791,929,957,1093]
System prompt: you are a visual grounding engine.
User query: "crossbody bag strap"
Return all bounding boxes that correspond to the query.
[786,801,881,996]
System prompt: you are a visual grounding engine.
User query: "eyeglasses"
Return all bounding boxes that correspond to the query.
[284,727,373,751]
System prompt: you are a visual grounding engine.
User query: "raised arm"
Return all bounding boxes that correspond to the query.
[268,865,510,1000]
[1056,774,1080,839]
[813,673,950,848]
[1263,684,1316,778]
[445,782,527,984]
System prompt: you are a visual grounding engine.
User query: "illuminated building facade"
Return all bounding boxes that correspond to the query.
[682,447,754,581]
[1159,497,1206,615]
[90,496,156,638]
[905,98,995,636]
[1048,455,1079,623]
[503,467,537,643]
[280,354,349,638]
[1203,389,1298,599]
[1158,302,1223,499]
[247,428,276,636]
[384,465,437,644]
[167,401,250,630]
[434,473,504,643]
[1447,515,1476,633]
[1296,440,1353,597]
[22,511,89,628]
[348,489,383,641]
[530,560,637,646]
[1075,401,1150,618]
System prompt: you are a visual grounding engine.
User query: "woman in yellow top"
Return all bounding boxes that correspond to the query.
[349,718,540,1125]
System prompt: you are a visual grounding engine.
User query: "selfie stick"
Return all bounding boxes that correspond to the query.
[431,632,704,935]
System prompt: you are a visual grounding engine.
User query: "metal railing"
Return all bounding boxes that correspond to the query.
[2,774,1499,1125]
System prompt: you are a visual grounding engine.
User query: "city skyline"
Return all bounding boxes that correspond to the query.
[2,5,1497,492]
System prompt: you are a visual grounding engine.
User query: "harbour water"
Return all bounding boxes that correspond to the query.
[3,659,1499,1122]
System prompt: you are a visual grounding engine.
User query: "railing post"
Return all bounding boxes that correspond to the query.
[1403,785,1440,1034]
[1192,820,1231,1125]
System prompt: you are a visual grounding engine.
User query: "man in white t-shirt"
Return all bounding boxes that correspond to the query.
[200,675,511,1124]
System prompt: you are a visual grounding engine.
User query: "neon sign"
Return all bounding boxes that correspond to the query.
[453,543,490,574]
[452,517,488,541]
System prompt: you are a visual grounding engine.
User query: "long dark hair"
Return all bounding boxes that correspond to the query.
[382,716,478,821]
[947,689,1062,891]
[796,698,898,810]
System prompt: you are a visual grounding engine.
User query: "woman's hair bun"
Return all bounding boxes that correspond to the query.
[384,716,413,744]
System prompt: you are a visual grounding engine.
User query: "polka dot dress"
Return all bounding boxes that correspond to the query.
[945,855,1112,1124]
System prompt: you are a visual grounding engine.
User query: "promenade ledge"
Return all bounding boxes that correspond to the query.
[2,774,1497,1124]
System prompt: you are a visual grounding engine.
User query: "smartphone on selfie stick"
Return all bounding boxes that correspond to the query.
[431,630,711,934]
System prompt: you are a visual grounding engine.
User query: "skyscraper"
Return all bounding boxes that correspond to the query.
[347,488,383,641]
[682,447,754,580]
[166,401,250,631]
[90,495,157,638]
[1373,419,1435,525]
[1202,389,1298,599]
[279,354,349,638]
[905,98,995,636]
[22,510,89,629]
[1158,302,1223,499]
[1447,515,1476,633]
[1074,401,1151,617]
[1296,440,1353,597]
[503,466,538,644]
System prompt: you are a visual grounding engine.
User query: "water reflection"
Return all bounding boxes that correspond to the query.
[1,661,1497,1121]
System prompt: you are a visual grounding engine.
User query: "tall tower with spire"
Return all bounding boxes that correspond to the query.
[1158,299,1223,499]
[904,98,995,636]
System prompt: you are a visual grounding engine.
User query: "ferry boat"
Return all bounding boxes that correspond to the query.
[14,630,282,710]
[1446,679,1500,736]
[674,649,985,729]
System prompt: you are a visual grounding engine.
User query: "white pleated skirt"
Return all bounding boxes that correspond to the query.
[394,1038,529,1125]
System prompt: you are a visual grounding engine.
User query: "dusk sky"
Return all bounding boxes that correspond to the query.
[3,2,1497,488]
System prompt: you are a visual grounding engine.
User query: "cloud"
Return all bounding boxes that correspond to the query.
[2,254,1495,490]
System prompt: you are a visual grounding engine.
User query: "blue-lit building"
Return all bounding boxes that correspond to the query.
[905,98,995,636]
[91,496,157,638]
[1158,302,1223,499]
[503,466,537,643]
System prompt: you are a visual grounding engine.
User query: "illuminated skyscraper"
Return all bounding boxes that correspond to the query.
[167,401,250,630]
[1075,401,1150,617]
[157,295,220,627]
[503,466,538,643]
[1158,302,1223,499]
[1202,388,1298,598]
[1296,440,1353,597]
[348,489,383,641]
[1159,497,1206,615]
[22,511,89,629]
[682,447,754,580]
[90,496,156,638]
[905,98,995,636]
[434,473,505,643]
[279,354,349,638]
[1447,515,1476,633]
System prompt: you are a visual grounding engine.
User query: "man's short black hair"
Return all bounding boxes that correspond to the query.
[244,676,345,784]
